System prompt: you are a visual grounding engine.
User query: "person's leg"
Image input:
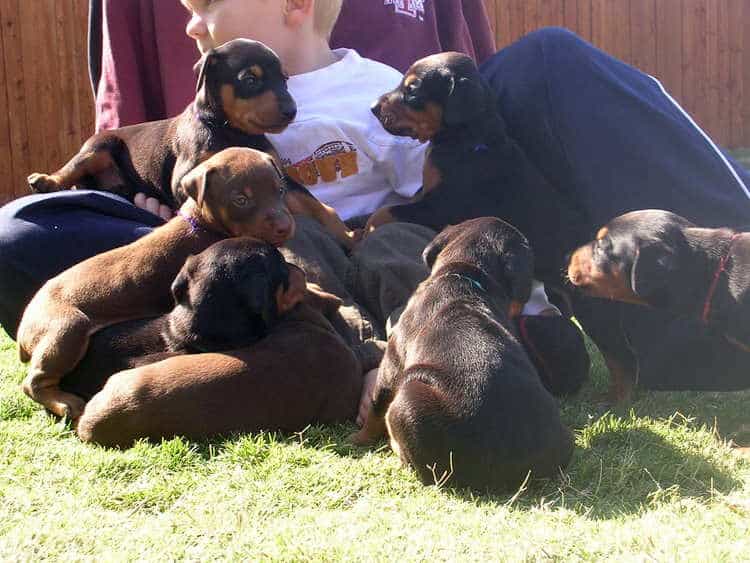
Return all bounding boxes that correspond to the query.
[482,27,750,392]
[281,215,382,347]
[0,191,163,338]
[348,222,436,331]
[481,27,750,231]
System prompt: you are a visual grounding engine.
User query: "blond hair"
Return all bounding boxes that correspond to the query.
[313,0,343,39]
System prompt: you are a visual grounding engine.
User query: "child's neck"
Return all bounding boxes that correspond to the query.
[281,36,338,76]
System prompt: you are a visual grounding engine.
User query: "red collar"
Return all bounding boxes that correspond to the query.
[701,233,741,323]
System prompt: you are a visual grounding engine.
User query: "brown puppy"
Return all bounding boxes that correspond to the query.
[27,38,355,249]
[351,217,573,491]
[367,52,583,282]
[17,147,294,419]
[568,209,750,351]
[75,307,362,448]
[60,238,307,402]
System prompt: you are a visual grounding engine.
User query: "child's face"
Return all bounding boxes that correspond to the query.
[182,0,287,55]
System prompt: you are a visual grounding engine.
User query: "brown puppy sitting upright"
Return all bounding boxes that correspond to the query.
[27,38,355,248]
[366,52,583,282]
[75,255,362,449]
[17,147,294,420]
[568,209,750,351]
[351,217,573,491]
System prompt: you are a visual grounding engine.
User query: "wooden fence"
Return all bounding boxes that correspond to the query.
[0,0,92,204]
[0,0,749,204]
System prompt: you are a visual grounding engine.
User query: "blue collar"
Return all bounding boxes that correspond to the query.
[443,272,485,292]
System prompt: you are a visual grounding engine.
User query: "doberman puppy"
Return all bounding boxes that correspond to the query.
[568,209,750,354]
[76,299,362,449]
[60,238,308,402]
[27,38,356,249]
[351,217,573,491]
[17,147,294,420]
[366,52,583,282]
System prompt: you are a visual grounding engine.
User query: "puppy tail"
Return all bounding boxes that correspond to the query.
[386,376,455,487]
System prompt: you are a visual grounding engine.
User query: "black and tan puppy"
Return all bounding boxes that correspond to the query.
[351,217,573,491]
[60,238,304,401]
[367,52,583,281]
[17,148,294,420]
[568,209,750,351]
[27,38,356,248]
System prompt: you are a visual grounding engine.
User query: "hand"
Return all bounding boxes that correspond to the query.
[363,206,395,238]
[134,193,174,221]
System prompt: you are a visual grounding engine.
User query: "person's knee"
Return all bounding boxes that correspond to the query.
[523,26,585,51]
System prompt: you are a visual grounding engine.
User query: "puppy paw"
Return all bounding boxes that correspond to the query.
[27,173,62,194]
[348,429,376,446]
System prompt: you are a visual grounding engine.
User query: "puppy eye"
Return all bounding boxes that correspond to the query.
[406,79,422,93]
[232,193,252,207]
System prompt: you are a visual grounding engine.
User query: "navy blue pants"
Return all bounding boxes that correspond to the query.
[2,28,749,389]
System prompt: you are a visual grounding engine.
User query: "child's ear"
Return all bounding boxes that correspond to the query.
[283,0,314,28]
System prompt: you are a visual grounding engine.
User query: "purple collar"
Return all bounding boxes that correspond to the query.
[177,209,206,234]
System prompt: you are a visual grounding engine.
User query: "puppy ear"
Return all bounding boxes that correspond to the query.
[630,241,677,304]
[276,280,307,315]
[237,273,278,327]
[304,283,343,317]
[194,51,217,94]
[443,75,488,126]
[180,165,213,209]
[170,269,189,305]
[422,227,452,269]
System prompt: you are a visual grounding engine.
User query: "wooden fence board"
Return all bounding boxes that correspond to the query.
[728,0,744,147]
[0,1,13,195]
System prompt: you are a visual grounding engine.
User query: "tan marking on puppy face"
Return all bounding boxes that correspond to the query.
[249,64,264,79]
[195,148,295,246]
[567,244,647,305]
[220,85,288,135]
[596,227,609,240]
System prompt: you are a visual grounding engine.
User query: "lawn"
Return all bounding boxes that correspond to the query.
[2,150,750,560]
[1,322,749,560]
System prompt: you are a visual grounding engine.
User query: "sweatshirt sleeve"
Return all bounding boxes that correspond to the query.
[95,0,196,131]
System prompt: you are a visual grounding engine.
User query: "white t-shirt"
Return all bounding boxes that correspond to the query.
[268,49,425,221]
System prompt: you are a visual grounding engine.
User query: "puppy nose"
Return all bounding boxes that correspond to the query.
[270,209,293,238]
[278,96,297,121]
[370,101,382,119]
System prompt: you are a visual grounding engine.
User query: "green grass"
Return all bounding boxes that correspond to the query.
[1,326,749,561]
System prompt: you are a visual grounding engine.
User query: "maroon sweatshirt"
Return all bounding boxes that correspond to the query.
[93,0,495,131]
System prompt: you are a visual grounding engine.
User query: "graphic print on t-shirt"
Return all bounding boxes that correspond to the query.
[384,0,425,21]
[283,141,359,186]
